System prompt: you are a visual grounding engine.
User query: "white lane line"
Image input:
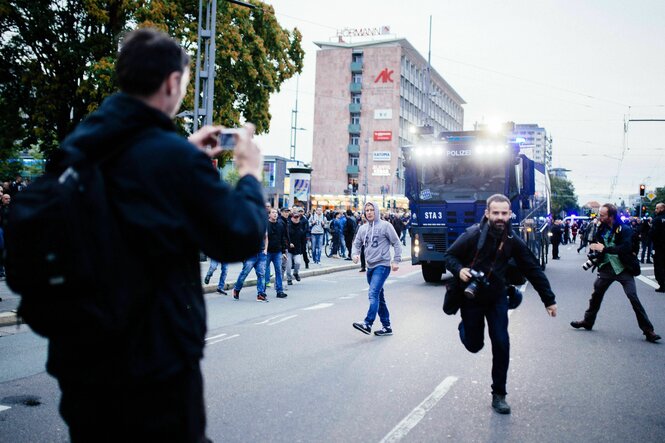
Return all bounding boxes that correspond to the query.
[379,376,458,443]
[362,286,370,291]
[0,405,10,412]
[205,333,227,341]
[397,270,421,279]
[302,303,334,311]
[255,315,286,325]
[385,280,396,285]
[267,315,298,325]
[641,266,654,271]
[339,294,359,299]
[207,334,239,345]
[637,275,659,289]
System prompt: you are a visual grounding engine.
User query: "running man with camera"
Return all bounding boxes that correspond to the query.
[570,203,661,343]
[444,194,557,415]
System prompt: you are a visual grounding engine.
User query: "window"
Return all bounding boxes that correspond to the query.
[350,135,360,145]
[350,113,360,125]
[352,52,363,63]
[350,156,359,166]
[352,73,362,83]
[351,93,361,104]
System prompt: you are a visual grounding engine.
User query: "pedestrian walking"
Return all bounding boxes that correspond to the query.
[444,194,557,414]
[570,204,661,342]
[343,209,357,260]
[550,220,562,259]
[640,217,653,264]
[33,28,266,441]
[204,259,229,295]
[351,202,402,337]
[309,207,325,264]
[233,234,269,302]
[285,208,306,284]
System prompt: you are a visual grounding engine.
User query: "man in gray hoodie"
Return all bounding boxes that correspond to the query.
[352,201,402,336]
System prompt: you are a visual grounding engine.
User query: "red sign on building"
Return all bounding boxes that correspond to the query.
[373,131,392,141]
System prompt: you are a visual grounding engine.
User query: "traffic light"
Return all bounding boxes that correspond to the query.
[642,205,647,213]
[639,184,646,196]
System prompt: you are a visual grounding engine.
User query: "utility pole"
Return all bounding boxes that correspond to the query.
[192,0,254,131]
[290,76,306,161]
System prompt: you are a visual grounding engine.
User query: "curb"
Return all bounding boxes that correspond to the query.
[0,311,19,328]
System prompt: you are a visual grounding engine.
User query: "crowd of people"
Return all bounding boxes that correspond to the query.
[209,203,410,302]
[0,176,25,280]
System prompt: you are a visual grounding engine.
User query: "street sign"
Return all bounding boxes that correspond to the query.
[647,192,656,201]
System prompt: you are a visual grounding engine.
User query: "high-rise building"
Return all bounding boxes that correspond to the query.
[514,124,552,170]
[310,38,465,209]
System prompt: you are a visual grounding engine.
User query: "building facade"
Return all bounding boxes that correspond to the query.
[311,38,465,209]
[514,123,552,171]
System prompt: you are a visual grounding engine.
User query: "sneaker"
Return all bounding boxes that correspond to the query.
[645,331,661,343]
[256,294,268,302]
[294,273,301,282]
[266,282,272,288]
[287,280,293,285]
[655,287,665,293]
[204,275,211,285]
[359,268,366,273]
[570,320,593,330]
[374,327,393,336]
[276,292,288,298]
[345,257,352,261]
[491,394,511,414]
[352,322,371,335]
[216,288,228,295]
[233,289,240,300]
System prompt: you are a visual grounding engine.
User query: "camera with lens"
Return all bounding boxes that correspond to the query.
[218,128,242,150]
[464,269,489,299]
[582,250,603,271]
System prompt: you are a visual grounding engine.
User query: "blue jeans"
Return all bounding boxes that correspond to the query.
[458,289,510,395]
[205,260,228,290]
[264,252,284,292]
[364,265,391,327]
[312,234,324,263]
[234,253,266,294]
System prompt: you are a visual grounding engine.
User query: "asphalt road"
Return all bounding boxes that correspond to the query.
[1,243,664,442]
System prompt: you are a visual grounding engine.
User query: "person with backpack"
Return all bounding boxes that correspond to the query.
[6,28,265,441]
[443,194,557,415]
[570,203,661,343]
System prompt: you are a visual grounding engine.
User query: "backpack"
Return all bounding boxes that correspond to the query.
[5,142,134,338]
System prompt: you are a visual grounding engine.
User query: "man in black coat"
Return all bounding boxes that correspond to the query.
[571,203,661,342]
[550,219,563,259]
[649,202,665,292]
[343,209,357,260]
[444,194,557,415]
[48,28,266,441]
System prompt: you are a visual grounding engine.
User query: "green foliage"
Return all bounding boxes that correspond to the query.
[0,0,303,159]
[636,186,665,216]
[550,174,579,218]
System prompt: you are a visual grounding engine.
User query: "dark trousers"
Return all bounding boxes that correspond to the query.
[583,268,654,333]
[59,363,207,443]
[459,290,510,395]
[344,236,353,258]
[552,241,560,258]
[641,240,652,262]
[360,245,366,270]
[654,250,665,288]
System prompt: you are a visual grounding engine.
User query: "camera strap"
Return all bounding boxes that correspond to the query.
[470,235,506,281]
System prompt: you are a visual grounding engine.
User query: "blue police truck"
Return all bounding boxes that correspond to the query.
[402,129,551,282]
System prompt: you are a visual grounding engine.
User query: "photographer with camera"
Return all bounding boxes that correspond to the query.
[444,194,557,415]
[571,204,661,342]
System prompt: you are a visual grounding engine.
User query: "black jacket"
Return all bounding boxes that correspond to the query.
[550,223,563,244]
[267,220,288,253]
[650,213,665,251]
[48,93,266,383]
[444,218,556,307]
[593,221,637,272]
[287,217,307,254]
[344,215,357,240]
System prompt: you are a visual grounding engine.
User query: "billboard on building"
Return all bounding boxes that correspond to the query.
[373,131,392,141]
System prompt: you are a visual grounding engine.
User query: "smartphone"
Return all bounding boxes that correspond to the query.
[219,128,242,150]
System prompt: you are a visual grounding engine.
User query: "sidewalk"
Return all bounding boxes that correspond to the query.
[0,235,411,327]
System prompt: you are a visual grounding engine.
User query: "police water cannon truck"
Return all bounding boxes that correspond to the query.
[402,127,551,282]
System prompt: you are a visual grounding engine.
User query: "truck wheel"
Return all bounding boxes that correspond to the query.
[422,263,443,283]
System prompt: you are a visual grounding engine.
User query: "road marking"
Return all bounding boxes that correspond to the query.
[267,315,298,325]
[207,334,239,345]
[0,405,10,412]
[302,303,334,310]
[205,333,227,341]
[640,266,653,271]
[398,270,421,279]
[637,275,659,289]
[379,376,458,443]
[339,294,359,299]
[385,280,395,285]
[255,315,286,325]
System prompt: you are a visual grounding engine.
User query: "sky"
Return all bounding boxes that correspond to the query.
[253,0,665,207]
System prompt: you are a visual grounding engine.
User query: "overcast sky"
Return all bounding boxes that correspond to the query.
[254,0,665,206]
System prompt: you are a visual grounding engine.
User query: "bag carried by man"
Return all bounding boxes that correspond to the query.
[5,142,134,338]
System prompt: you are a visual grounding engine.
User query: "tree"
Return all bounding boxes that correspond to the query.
[0,0,303,160]
[550,174,579,218]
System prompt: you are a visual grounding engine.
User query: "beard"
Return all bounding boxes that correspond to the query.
[490,219,506,232]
